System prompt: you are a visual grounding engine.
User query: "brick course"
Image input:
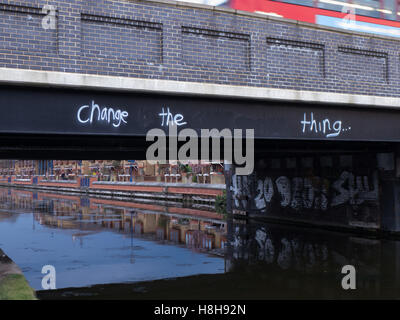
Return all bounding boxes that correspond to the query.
[1,0,400,97]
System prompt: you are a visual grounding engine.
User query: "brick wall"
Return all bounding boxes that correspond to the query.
[1,0,400,97]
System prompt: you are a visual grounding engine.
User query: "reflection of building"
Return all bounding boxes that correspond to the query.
[169,228,180,243]
[130,212,226,251]
[0,187,227,254]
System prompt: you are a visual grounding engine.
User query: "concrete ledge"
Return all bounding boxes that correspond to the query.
[1,67,400,109]
[0,181,224,204]
[41,180,77,184]
[92,181,226,190]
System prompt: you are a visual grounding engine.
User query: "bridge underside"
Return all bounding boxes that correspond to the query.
[0,83,398,156]
[1,84,400,142]
[0,134,394,159]
[1,84,400,234]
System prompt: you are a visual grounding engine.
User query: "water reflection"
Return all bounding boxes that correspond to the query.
[226,221,400,299]
[0,188,226,290]
[0,187,400,299]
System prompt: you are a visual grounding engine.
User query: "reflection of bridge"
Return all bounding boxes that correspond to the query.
[226,220,400,298]
[1,0,400,232]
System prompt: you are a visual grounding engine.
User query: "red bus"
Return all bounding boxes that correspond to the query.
[228,0,400,38]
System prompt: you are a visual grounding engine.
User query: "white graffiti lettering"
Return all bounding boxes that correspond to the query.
[254,177,274,210]
[276,176,291,208]
[77,101,128,128]
[233,171,379,212]
[158,107,187,127]
[301,112,351,138]
[231,175,250,209]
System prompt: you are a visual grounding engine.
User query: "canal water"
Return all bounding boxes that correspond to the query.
[0,187,399,299]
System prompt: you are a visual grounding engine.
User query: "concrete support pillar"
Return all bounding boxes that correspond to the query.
[223,162,233,218]
[380,180,400,232]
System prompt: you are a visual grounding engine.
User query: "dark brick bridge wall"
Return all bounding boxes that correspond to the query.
[1,0,400,97]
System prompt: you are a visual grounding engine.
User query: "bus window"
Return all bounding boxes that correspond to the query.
[352,0,381,19]
[316,0,397,20]
[271,0,315,7]
[380,0,397,20]
[317,0,347,12]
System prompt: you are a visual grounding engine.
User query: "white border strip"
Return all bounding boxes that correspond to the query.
[0,67,399,109]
